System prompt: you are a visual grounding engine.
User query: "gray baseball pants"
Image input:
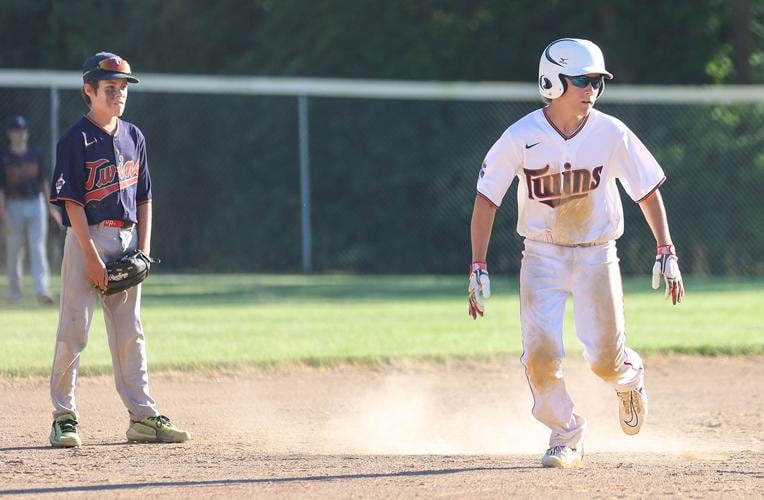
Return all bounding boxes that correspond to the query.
[4,193,50,299]
[50,223,158,420]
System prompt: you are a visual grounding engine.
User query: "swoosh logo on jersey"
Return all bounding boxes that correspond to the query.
[82,132,97,147]
[525,142,541,149]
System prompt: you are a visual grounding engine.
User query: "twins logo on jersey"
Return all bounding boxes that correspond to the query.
[523,162,603,208]
[84,156,140,203]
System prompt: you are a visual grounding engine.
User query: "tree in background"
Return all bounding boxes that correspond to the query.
[0,0,761,84]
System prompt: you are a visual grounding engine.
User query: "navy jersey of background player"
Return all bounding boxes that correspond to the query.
[0,146,47,198]
[50,116,151,226]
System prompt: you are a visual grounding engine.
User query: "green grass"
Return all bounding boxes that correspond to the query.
[2,274,763,377]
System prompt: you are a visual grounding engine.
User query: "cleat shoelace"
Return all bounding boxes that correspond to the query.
[618,391,633,414]
[548,446,565,456]
[147,415,172,428]
[58,419,78,434]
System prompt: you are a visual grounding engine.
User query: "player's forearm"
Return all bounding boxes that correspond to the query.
[42,181,51,203]
[65,201,100,260]
[471,195,497,262]
[638,190,673,247]
[137,201,152,254]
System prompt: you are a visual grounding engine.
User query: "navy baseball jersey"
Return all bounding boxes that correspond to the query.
[50,116,151,226]
[0,147,47,199]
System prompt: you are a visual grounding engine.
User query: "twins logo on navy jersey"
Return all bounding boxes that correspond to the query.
[523,163,603,208]
[84,155,140,203]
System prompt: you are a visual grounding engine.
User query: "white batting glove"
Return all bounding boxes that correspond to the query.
[651,244,685,305]
[468,262,491,319]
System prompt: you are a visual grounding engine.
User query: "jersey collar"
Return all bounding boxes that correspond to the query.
[542,107,590,141]
[84,114,121,137]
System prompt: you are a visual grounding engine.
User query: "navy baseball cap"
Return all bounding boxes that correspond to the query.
[6,115,28,130]
[82,52,139,83]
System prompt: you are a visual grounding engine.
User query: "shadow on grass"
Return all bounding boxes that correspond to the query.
[140,274,510,306]
[140,274,764,306]
[0,465,536,495]
[1,275,762,309]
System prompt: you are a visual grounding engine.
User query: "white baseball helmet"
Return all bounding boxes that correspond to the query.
[538,38,613,99]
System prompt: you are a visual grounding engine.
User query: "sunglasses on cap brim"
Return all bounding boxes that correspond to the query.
[567,75,605,89]
[83,57,133,78]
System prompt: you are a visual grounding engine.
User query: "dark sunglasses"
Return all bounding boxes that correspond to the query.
[568,75,604,89]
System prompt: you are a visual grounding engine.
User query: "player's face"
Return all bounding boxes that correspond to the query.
[556,74,602,114]
[6,128,28,146]
[88,79,129,117]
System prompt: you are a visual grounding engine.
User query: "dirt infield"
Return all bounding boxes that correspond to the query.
[3,356,762,498]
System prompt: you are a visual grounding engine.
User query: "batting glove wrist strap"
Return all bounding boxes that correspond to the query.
[656,244,675,256]
[470,262,488,273]
[468,262,491,319]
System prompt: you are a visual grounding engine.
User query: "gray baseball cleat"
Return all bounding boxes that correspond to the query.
[50,413,82,447]
[126,415,191,443]
[617,385,648,435]
[541,445,584,468]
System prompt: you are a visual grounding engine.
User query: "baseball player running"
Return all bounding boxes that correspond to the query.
[468,38,684,468]
[48,52,189,447]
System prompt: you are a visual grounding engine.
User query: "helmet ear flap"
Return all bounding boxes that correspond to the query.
[538,73,564,99]
[560,76,568,94]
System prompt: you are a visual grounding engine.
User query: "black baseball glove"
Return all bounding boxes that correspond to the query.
[102,249,160,296]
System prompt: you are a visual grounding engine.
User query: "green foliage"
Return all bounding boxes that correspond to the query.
[0,0,754,84]
[1,274,762,377]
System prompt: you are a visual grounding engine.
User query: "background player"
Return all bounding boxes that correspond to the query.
[0,115,60,304]
[48,52,189,447]
[468,38,684,468]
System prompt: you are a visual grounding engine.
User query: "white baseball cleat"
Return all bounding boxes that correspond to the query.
[541,445,584,468]
[617,385,648,435]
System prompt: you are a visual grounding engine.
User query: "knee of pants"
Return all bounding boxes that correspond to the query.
[522,352,563,390]
[588,350,621,382]
[57,312,91,352]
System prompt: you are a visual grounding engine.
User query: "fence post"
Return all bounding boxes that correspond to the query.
[49,86,63,267]
[298,94,312,273]
[50,86,59,170]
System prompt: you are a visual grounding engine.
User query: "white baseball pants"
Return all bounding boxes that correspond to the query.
[50,224,158,420]
[519,239,644,449]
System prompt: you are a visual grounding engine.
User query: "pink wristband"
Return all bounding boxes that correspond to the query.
[656,244,675,255]
[470,262,488,272]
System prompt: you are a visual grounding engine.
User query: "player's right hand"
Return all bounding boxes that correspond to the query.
[468,262,491,319]
[651,244,684,305]
[85,254,108,292]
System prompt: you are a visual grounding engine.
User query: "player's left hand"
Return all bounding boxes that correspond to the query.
[651,244,684,305]
[468,262,491,319]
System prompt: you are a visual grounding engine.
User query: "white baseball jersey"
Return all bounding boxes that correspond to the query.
[477,108,665,246]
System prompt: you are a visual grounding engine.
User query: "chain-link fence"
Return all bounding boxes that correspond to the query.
[1,74,763,276]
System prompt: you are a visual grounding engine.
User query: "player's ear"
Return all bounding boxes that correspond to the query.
[81,80,98,106]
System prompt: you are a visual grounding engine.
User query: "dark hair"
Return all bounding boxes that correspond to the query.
[81,79,99,107]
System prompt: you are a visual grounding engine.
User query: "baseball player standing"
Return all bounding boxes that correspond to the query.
[0,115,60,304]
[468,38,684,468]
[47,52,190,447]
